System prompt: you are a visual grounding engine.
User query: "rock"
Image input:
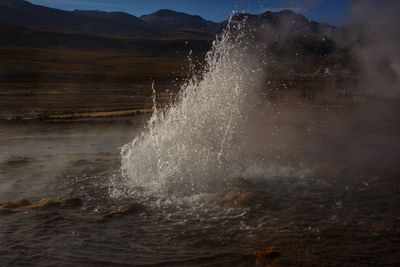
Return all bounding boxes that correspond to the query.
[100,203,142,220]
[19,197,82,210]
[0,199,31,209]
[0,197,82,214]
[0,156,32,168]
[208,187,270,209]
[22,198,62,210]
[253,246,280,266]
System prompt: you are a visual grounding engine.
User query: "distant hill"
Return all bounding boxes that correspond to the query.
[141,9,221,37]
[0,0,157,38]
[0,0,218,38]
[0,0,366,80]
[0,0,364,44]
[227,9,362,69]
[230,9,321,30]
[224,10,337,60]
[0,0,366,78]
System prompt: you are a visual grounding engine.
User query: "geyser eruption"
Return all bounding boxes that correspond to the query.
[120,21,263,197]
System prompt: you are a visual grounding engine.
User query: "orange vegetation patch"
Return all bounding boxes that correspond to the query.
[253,246,280,266]
[0,197,82,214]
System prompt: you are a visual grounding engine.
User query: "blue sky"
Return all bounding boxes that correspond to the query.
[29,0,353,25]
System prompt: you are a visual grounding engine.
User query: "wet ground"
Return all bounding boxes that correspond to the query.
[0,99,400,266]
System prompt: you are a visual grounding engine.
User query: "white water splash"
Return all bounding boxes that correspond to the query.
[119,21,264,197]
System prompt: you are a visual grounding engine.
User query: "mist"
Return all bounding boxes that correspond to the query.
[221,9,400,185]
[348,0,400,97]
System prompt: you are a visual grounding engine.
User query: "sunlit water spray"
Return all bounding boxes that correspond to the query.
[118,21,264,197]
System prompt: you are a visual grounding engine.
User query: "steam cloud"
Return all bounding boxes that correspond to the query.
[349,0,400,97]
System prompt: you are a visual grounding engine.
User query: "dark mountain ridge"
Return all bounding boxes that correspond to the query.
[0,0,362,41]
[141,9,221,37]
[73,10,146,27]
[0,0,220,38]
[0,0,365,79]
